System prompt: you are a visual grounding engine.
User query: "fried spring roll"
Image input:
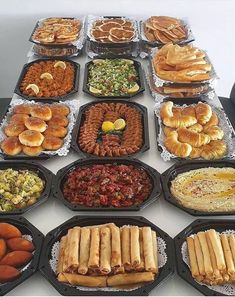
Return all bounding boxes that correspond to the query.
[142,227,157,273]
[63,229,73,272]
[130,226,140,268]
[121,227,131,270]
[229,235,235,264]
[100,227,111,274]
[221,234,235,276]
[88,228,100,269]
[194,235,205,276]
[107,272,154,286]
[111,226,121,270]
[57,236,67,275]
[152,231,158,275]
[187,237,202,281]
[78,227,91,275]
[136,229,145,271]
[197,232,213,276]
[86,223,116,229]
[205,231,223,283]
[65,227,80,273]
[58,273,107,287]
[207,229,226,271]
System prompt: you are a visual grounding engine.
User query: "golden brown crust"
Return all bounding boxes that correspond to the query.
[1,137,22,156]
[49,104,70,116]
[22,145,43,156]
[18,130,44,147]
[24,117,47,132]
[13,104,32,115]
[195,103,212,125]
[42,136,63,150]
[44,125,67,138]
[200,140,227,160]
[177,128,210,147]
[30,106,52,121]
[10,114,29,125]
[4,123,25,137]
[47,115,69,127]
[164,131,192,157]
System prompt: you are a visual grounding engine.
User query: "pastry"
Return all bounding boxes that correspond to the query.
[200,140,227,160]
[47,115,69,127]
[31,106,52,121]
[203,126,224,140]
[177,128,210,147]
[24,117,47,132]
[22,145,43,156]
[195,103,212,125]
[13,104,32,115]
[163,115,197,128]
[4,123,25,137]
[49,104,70,116]
[42,136,63,150]
[164,131,192,157]
[19,130,44,147]
[10,114,29,125]
[1,137,22,156]
[44,125,67,138]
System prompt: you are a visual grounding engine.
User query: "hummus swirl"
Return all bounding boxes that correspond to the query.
[170,167,235,212]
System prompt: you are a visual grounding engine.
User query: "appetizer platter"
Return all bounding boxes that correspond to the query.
[83,58,145,98]
[29,17,86,57]
[53,158,161,211]
[175,219,235,296]
[0,161,53,215]
[0,99,79,159]
[0,216,43,295]
[161,160,235,216]
[139,16,194,57]
[71,100,149,158]
[14,58,80,101]
[154,99,235,161]
[40,216,174,295]
[86,16,139,57]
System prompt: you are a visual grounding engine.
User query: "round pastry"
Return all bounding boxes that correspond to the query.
[1,137,22,156]
[49,104,70,116]
[203,125,224,140]
[44,125,67,138]
[19,130,44,147]
[25,117,47,132]
[47,115,69,127]
[30,106,52,121]
[42,136,63,150]
[13,104,32,115]
[4,123,25,137]
[22,145,43,156]
[10,114,29,124]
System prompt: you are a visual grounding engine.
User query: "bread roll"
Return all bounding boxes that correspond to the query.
[1,137,22,156]
[13,104,32,115]
[44,125,67,138]
[4,123,25,137]
[19,130,44,147]
[24,117,47,132]
[50,104,70,116]
[30,106,52,121]
[22,146,43,156]
[47,115,68,127]
[163,115,197,128]
[10,114,29,125]
[42,136,63,150]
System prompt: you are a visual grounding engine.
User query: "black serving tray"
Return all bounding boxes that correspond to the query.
[83,58,145,99]
[52,157,161,211]
[161,159,235,216]
[174,219,235,296]
[0,98,11,124]
[0,215,44,295]
[40,215,174,296]
[14,58,80,102]
[71,100,150,158]
[0,161,53,215]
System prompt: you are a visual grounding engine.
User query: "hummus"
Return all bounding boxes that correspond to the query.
[170,167,235,212]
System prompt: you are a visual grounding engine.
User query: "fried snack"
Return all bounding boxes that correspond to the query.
[203,126,224,140]
[197,232,213,277]
[1,137,22,156]
[107,272,154,286]
[177,128,210,147]
[229,235,235,264]
[121,227,131,271]
[136,229,145,272]
[220,234,235,276]
[187,237,203,282]
[66,227,80,273]
[88,228,100,269]
[78,228,91,275]
[32,18,81,44]
[142,227,157,273]
[57,236,67,275]
[7,238,35,252]
[13,104,32,115]
[100,227,111,274]
[4,123,25,137]
[153,43,211,83]
[194,235,205,276]
[10,113,29,125]
[144,16,188,44]
[0,265,21,283]
[0,239,7,260]
[47,115,69,127]
[164,131,192,157]
[0,223,22,239]
[24,117,47,132]
[58,273,107,287]
[130,226,141,268]
[91,18,135,43]
[0,251,33,268]
[42,136,63,150]
[19,130,44,147]
[152,231,158,275]
[111,226,122,271]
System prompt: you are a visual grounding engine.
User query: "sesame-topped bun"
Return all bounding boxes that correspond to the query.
[49,104,70,116]
[44,125,67,138]
[22,145,43,156]
[30,106,52,121]
[13,104,32,115]
[4,123,25,137]
[47,115,69,127]
[1,137,22,155]
[19,130,44,147]
[42,136,63,150]
[10,114,29,125]
[25,117,47,132]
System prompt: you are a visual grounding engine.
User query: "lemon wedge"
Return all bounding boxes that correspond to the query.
[54,61,66,69]
[102,121,115,133]
[93,59,105,65]
[114,119,126,131]
[128,83,140,94]
[89,86,102,94]
[40,72,53,80]
[25,84,40,94]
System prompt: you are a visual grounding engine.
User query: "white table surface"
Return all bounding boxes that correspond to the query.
[0,0,235,295]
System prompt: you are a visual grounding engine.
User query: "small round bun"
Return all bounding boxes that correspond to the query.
[19,130,44,147]
[44,125,67,138]
[10,114,29,124]
[47,115,69,127]
[31,106,52,121]
[13,104,32,115]
[42,136,63,150]
[4,123,25,137]
[50,104,70,116]
[1,137,22,156]
[22,145,43,156]
[25,117,47,132]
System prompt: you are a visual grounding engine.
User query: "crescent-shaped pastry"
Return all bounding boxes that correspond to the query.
[164,131,192,157]
[177,128,210,147]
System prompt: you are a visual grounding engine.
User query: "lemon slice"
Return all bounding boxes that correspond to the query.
[114,118,126,131]
[54,61,66,69]
[128,83,140,94]
[40,72,53,80]
[25,84,40,94]
[89,86,102,94]
[93,59,105,65]
[121,59,134,64]
[102,121,115,133]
